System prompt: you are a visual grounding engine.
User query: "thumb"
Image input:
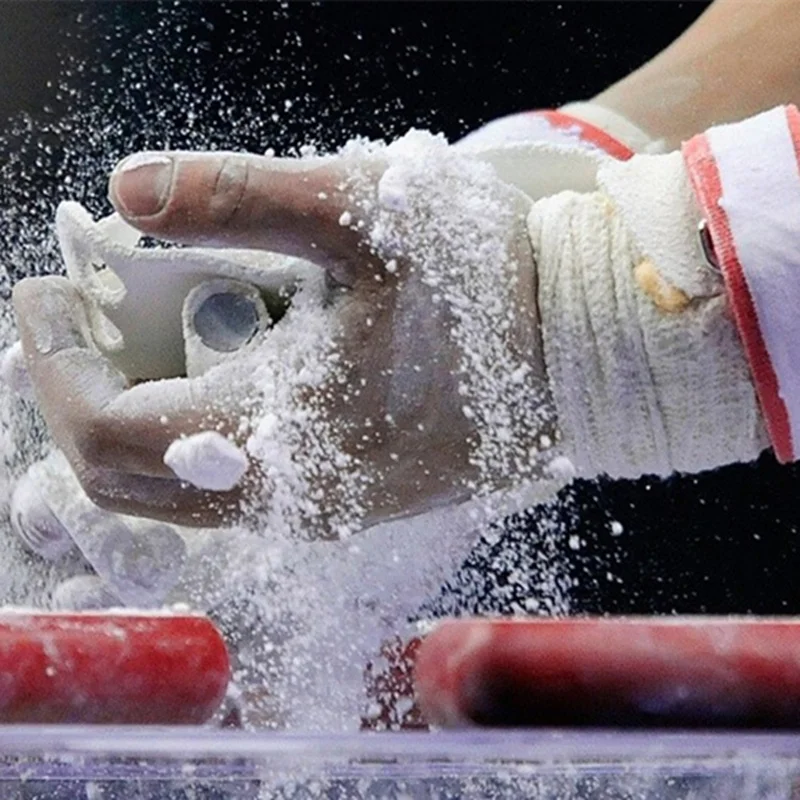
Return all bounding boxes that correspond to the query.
[108,150,376,281]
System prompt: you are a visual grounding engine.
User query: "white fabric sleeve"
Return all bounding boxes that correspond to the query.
[529,149,768,480]
[682,105,800,464]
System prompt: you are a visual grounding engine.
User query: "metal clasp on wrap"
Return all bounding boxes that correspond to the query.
[698,218,722,275]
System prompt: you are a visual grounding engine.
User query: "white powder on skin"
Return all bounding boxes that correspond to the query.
[343,130,556,517]
[0,341,34,401]
[9,469,74,560]
[243,275,369,542]
[164,431,248,491]
[0,5,338,614]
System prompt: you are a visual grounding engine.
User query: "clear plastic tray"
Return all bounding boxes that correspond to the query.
[2,727,800,799]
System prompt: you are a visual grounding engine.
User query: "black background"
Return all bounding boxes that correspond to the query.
[3,2,799,618]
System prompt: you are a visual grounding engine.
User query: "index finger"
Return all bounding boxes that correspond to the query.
[108,151,375,275]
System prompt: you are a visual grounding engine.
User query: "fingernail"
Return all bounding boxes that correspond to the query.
[109,153,174,218]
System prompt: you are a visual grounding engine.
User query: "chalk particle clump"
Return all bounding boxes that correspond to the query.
[164,431,248,491]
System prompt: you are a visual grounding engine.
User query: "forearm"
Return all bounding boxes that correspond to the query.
[594,0,800,149]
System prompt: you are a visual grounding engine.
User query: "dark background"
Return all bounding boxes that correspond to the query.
[3,1,798,617]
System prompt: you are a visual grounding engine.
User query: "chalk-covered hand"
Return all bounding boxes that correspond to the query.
[13,272,264,526]
[14,135,558,535]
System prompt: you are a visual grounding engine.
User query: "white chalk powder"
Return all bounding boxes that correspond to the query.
[0,125,581,733]
[215,130,576,728]
[376,165,410,212]
[243,275,369,542]
[164,431,248,491]
[546,455,577,482]
[345,130,557,514]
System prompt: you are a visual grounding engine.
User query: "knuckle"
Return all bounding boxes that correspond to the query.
[76,465,133,517]
[84,487,119,514]
[75,466,107,507]
[72,416,118,469]
[209,156,250,226]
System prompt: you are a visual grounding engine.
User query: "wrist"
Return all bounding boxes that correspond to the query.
[529,152,767,480]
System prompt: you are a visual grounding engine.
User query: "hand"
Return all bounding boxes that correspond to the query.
[14,136,557,535]
[13,273,259,527]
[9,448,260,610]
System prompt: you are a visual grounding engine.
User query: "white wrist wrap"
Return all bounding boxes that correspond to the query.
[530,152,768,480]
